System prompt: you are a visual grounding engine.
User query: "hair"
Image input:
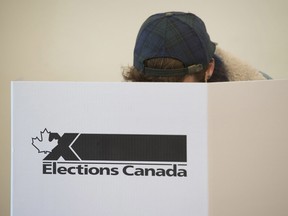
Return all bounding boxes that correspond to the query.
[208,55,229,82]
[122,58,205,82]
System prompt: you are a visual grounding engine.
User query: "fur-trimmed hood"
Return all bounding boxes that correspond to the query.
[215,47,266,81]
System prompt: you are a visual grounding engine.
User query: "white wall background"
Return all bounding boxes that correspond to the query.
[1,1,288,216]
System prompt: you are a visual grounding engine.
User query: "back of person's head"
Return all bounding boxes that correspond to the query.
[123,11,216,82]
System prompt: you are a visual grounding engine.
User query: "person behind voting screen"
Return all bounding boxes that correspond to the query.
[122,11,271,82]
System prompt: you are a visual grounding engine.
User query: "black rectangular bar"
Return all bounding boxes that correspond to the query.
[72,134,187,162]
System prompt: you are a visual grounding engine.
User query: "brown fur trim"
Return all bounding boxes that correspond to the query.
[215,47,266,81]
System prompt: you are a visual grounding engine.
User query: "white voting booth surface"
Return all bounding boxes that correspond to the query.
[11,82,208,216]
[11,80,288,216]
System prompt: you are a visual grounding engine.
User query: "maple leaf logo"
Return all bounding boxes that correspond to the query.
[32,129,58,154]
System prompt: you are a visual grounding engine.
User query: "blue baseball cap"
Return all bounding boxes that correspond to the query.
[133,12,216,76]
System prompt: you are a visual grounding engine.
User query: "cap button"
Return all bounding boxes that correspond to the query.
[165,12,173,16]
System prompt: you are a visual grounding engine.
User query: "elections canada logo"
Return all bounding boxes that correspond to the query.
[32,129,188,177]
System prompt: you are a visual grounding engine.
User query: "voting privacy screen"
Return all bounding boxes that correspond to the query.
[11,82,208,216]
